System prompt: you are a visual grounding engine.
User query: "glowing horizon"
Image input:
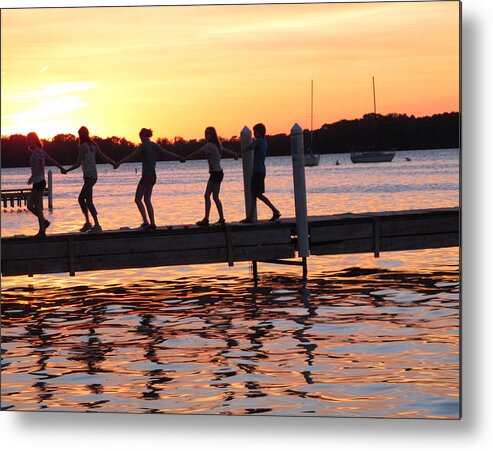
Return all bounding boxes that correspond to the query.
[1,2,459,142]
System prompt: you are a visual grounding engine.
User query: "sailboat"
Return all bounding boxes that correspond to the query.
[305,80,320,167]
[350,77,396,164]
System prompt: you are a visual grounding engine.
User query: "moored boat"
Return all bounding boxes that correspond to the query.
[305,150,320,166]
[350,76,396,164]
[350,150,395,163]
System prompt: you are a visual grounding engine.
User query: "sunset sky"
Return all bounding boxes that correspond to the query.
[1,1,460,142]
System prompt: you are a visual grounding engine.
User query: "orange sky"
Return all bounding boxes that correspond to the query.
[1,1,460,142]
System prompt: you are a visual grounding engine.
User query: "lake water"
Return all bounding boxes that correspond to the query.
[1,148,460,418]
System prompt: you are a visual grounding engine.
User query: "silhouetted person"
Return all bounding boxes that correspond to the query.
[66,126,116,233]
[26,132,66,237]
[240,123,280,223]
[115,128,184,230]
[186,126,238,226]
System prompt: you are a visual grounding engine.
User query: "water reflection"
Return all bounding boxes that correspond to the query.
[1,149,460,416]
[1,266,459,418]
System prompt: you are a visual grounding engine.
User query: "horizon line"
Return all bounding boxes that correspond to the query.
[1,110,460,143]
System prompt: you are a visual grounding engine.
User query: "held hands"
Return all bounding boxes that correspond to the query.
[113,162,120,170]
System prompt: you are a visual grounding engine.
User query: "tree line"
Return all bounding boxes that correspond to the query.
[1,112,459,168]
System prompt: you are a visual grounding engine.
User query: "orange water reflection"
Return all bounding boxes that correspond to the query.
[2,268,459,417]
[1,150,459,417]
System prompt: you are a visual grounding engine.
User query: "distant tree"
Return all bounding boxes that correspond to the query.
[0,112,460,168]
[44,134,78,164]
[1,134,30,167]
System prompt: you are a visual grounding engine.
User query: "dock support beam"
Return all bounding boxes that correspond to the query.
[373,217,381,258]
[48,170,53,211]
[252,260,258,283]
[252,258,308,281]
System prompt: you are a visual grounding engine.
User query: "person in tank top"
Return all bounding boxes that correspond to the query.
[66,126,117,233]
[185,126,239,226]
[26,132,66,237]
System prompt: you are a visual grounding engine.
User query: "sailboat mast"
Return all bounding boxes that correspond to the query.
[310,79,314,148]
[311,80,314,136]
[372,76,377,115]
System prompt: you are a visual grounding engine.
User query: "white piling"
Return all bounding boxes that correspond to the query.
[48,170,53,211]
[290,123,309,258]
[240,126,256,221]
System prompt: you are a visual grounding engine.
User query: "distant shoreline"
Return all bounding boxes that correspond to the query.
[1,112,460,169]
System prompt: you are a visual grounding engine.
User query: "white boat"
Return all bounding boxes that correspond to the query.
[350,151,395,163]
[305,151,320,166]
[350,77,395,164]
[305,80,320,167]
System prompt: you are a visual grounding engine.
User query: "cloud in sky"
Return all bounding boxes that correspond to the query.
[2,82,99,137]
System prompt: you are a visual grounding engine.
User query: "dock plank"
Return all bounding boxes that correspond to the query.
[1,207,460,277]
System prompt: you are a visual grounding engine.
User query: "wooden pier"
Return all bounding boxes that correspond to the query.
[0,207,459,278]
[1,171,54,210]
[2,188,38,209]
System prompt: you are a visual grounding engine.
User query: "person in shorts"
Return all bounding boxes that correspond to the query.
[186,126,238,226]
[26,132,66,237]
[240,123,281,223]
[66,126,116,233]
[115,128,185,230]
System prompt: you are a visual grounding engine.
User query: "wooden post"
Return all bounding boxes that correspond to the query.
[252,260,258,283]
[48,170,53,211]
[373,217,381,258]
[225,225,234,267]
[67,237,76,276]
[302,257,308,280]
[240,126,256,221]
[290,123,310,258]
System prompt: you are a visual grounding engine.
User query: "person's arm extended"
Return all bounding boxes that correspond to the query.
[116,149,140,168]
[240,141,254,154]
[66,146,83,173]
[221,146,240,159]
[95,145,116,166]
[187,144,206,160]
[158,145,186,162]
[45,154,67,174]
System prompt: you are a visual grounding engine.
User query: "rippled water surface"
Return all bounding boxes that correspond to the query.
[1,149,460,417]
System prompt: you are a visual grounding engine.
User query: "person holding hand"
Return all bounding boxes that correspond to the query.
[66,126,116,233]
[26,132,66,237]
[115,128,185,230]
[186,126,238,226]
[240,123,280,224]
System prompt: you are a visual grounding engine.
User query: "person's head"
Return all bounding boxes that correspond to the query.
[27,132,42,150]
[139,128,153,142]
[253,123,266,139]
[205,126,221,149]
[78,126,93,145]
